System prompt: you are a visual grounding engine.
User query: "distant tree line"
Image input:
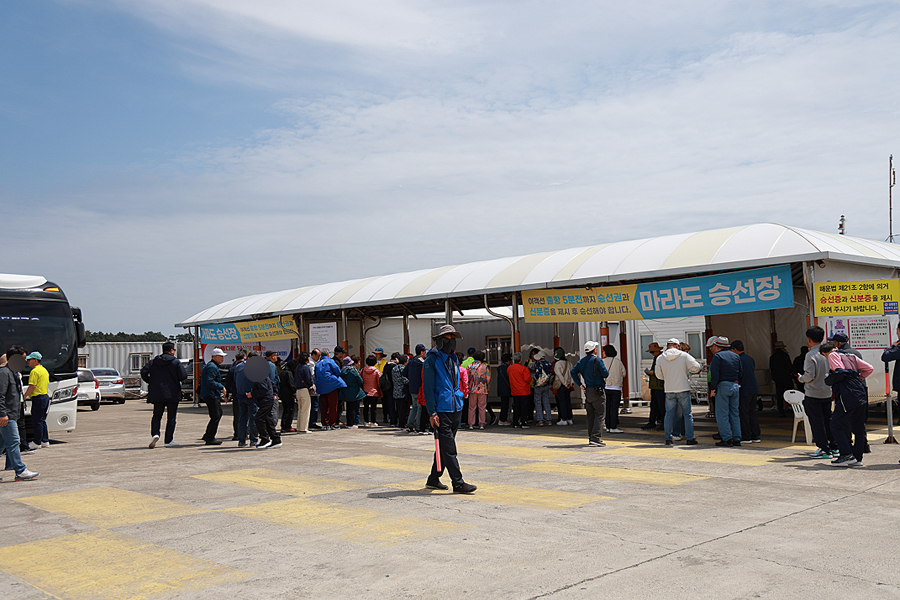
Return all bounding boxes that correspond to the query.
[85,331,194,343]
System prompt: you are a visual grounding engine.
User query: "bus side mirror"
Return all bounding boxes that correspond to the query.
[76,322,86,348]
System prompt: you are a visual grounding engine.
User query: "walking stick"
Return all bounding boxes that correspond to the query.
[434,422,442,472]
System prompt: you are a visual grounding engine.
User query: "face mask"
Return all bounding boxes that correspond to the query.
[439,337,457,355]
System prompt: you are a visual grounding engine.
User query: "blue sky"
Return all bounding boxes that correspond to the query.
[2,1,899,334]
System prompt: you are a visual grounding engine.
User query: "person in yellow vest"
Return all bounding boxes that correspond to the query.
[24,352,50,449]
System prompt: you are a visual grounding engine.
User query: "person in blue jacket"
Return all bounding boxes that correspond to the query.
[235,352,258,447]
[570,341,609,446]
[314,348,347,430]
[709,336,743,446]
[199,348,226,445]
[423,325,476,494]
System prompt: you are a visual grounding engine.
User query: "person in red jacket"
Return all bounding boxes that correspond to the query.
[507,352,532,428]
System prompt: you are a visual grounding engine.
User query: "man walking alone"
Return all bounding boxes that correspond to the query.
[141,342,188,448]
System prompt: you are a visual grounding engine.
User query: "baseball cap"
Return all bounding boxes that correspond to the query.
[211,348,227,357]
[415,343,427,353]
[667,338,680,346]
[583,341,599,353]
[830,333,849,343]
[264,350,277,357]
[26,351,42,361]
[432,325,462,339]
[334,345,346,355]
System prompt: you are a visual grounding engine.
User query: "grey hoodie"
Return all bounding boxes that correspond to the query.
[797,344,831,399]
[653,348,701,393]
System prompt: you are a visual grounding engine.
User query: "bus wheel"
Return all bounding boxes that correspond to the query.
[91,402,100,411]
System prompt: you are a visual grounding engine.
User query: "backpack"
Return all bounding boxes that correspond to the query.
[379,363,394,395]
[535,360,553,387]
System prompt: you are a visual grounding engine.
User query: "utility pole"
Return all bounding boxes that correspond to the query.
[890,155,896,243]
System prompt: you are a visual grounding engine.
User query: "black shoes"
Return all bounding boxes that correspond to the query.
[640,423,655,430]
[453,482,477,494]
[731,439,741,447]
[204,439,223,445]
[686,439,698,445]
[712,433,722,440]
[665,439,673,446]
[715,440,731,447]
[426,481,449,490]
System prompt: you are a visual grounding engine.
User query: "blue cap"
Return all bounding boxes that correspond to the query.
[26,351,42,361]
[415,343,427,353]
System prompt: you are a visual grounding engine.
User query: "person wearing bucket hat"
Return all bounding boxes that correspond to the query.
[24,351,51,450]
[709,336,742,446]
[423,324,476,494]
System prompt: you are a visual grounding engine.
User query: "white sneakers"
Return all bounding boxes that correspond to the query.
[15,468,39,481]
[149,435,160,449]
[28,441,40,450]
[164,441,179,448]
[608,428,624,434]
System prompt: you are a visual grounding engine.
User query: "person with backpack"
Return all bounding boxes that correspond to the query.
[552,348,574,426]
[379,354,398,425]
[391,354,409,429]
[531,351,554,426]
[339,355,365,429]
[362,355,382,426]
[571,341,609,447]
[466,351,491,429]
[821,342,873,466]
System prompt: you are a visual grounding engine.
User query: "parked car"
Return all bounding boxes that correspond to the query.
[76,368,101,411]
[90,367,126,403]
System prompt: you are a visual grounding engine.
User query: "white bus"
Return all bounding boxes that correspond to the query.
[0,274,86,435]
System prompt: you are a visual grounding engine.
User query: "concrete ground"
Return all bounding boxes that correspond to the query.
[2,399,900,600]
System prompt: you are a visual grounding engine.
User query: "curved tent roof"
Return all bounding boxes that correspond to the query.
[176,223,900,327]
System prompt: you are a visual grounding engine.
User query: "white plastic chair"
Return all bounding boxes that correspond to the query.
[784,390,813,445]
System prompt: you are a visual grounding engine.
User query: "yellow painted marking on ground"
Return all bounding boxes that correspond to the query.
[15,487,208,528]
[0,529,250,600]
[457,442,576,461]
[327,454,487,474]
[522,434,644,447]
[510,462,708,485]
[220,497,469,546]
[602,446,785,466]
[387,480,613,510]
[193,468,370,497]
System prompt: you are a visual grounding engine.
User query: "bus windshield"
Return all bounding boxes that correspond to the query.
[0,300,77,377]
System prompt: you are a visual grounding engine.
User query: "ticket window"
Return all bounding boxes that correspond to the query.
[486,336,511,367]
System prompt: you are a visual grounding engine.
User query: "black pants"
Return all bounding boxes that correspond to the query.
[831,401,867,461]
[739,393,760,441]
[647,389,665,425]
[231,397,239,438]
[202,396,222,442]
[363,396,380,423]
[17,404,28,451]
[773,380,792,414]
[280,393,296,430]
[151,401,179,444]
[345,401,359,427]
[309,395,319,427]
[255,402,280,445]
[605,389,622,429]
[386,395,399,426]
[499,396,510,422]
[512,395,530,426]
[428,411,464,487]
[803,395,836,451]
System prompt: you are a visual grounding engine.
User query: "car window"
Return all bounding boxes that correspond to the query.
[77,370,94,382]
[92,368,119,377]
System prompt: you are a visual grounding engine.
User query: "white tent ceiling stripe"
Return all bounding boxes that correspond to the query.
[175,223,900,327]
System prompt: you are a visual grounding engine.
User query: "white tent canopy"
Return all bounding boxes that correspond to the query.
[176,223,900,327]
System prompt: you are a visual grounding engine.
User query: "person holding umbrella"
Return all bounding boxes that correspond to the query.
[423,325,476,494]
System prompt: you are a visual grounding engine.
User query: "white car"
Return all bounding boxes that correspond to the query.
[76,368,101,411]
[91,367,126,402]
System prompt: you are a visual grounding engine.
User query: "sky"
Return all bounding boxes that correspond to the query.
[2,0,899,335]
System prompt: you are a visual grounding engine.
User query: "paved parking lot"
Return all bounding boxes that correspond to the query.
[2,400,900,600]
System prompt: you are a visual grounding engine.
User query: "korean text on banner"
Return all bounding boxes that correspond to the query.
[235,316,299,342]
[522,265,793,323]
[814,279,900,317]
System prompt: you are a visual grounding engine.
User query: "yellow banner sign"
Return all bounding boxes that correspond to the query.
[235,316,299,342]
[522,285,641,322]
[814,279,900,317]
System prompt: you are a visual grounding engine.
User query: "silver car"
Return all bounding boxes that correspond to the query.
[91,367,126,403]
